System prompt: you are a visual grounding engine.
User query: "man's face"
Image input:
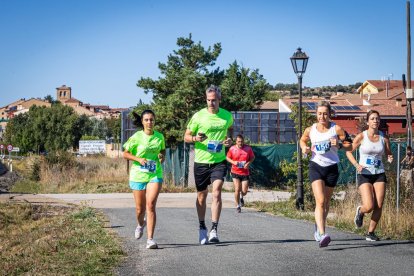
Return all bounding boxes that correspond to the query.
[206,92,219,112]
[236,138,244,148]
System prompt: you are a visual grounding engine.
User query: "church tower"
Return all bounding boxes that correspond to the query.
[56,85,72,102]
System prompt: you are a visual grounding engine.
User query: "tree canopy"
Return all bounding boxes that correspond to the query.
[136,34,269,144]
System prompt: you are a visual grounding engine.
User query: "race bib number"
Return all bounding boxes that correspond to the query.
[237,161,246,168]
[139,160,157,173]
[207,140,223,153]
[313,140,331,154]
[366,156,381,168]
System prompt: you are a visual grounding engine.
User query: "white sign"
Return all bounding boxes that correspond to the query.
[7,145,13,152]
[11,147,20,152]
[79,140,106,154]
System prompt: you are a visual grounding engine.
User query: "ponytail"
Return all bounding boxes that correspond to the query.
[131,109,156,128]
[131,112,143,128]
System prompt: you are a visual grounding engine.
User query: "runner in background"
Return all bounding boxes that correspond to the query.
[184,85,233,244]
[300,101,352,247]
[123,109,166,249]
[226,134,255,213]
[346,110,393,241]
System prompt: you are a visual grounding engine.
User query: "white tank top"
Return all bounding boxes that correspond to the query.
[358,130,385,175]
[309,122,339,167]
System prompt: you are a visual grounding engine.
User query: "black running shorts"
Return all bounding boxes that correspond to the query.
[357,173,387,186]
[231,172,249,182]
[194,161,227,191]
[309,161,339,188]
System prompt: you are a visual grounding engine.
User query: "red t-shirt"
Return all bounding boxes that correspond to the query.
[227,145,255,175]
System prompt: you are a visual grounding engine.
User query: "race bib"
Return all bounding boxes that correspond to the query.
[313,140,331,154]
[237,161,246,168]
[207,140,223,153]
[139,160,157,173]
[366,156,381,168]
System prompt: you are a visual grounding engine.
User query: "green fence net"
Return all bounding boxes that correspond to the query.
[163,142,408,188]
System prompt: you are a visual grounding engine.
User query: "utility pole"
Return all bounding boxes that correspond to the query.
[407,1,413,148]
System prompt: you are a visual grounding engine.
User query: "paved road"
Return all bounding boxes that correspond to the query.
[103,206,414,276]
[2,192,413,275]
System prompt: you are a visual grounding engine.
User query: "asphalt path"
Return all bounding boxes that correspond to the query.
[103,206,414,276]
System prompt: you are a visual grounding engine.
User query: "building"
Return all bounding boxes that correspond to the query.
[0,98,51,139]
[279,80,414,137]
[56,85,127,119]
[231,101,296,144]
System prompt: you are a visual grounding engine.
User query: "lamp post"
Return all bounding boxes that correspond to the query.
[290,47,309,211]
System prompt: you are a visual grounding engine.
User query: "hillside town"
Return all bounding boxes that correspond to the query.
[0,85,128,139]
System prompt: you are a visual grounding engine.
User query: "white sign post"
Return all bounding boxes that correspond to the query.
[79,140,106,155]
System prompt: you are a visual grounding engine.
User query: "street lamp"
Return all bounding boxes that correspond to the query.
[290,47,309,211]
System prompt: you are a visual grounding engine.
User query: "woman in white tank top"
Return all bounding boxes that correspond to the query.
[300,101,352,247]
[346,110,392,242]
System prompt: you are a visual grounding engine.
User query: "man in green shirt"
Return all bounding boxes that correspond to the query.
[184,85,233,244]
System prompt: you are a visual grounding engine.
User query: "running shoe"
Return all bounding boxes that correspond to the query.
[208,229,220,243]
[240,197,245,207]
[319,234,331,248]
[354,206,364,228]
[199,228,208,245]
[146,239,158,249]
[366,232,380,242]
[134,220,146,239]
[314,223,321,242]
[236,205,241,213]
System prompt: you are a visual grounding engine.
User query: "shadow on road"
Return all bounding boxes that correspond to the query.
[327,240,414,251]
[159,238,311,249]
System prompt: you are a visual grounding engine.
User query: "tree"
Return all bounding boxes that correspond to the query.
[136,34,269,144]
[289,104,315,135]
[137,34,224,144]
[105,117,121,142]
[220,61,268,111]
[4,105,80,153]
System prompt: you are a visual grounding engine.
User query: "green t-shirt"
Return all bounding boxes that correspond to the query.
[187,108,233,164]
[123,130,165,182]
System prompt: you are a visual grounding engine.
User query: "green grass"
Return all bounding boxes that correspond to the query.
[0,203,125,275]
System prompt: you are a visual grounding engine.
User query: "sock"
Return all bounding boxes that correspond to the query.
[211,221,218,231]
[199,220,207,230]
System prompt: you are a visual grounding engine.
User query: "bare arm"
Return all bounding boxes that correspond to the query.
[226,156,237,166]
[158,149,166,163]
[300,127,311,154]
[383,135,393,163]
[335,125,352,151]
[244,156,255,169]
[123,150,146,165]
[184,129,207,143]
[345,133,364,172]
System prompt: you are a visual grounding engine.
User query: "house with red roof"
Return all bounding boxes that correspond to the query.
[279,80,413,136]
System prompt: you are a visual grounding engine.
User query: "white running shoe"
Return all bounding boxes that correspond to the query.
[146,239,158,249]
[199,228,208,245]
[314,223,321,242]
[134,221,146,239]
[208,229,219,243]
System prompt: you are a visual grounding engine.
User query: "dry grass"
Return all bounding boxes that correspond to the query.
[331,177,414,240]
[40,156,129,193]
[0,202,124,275]
[247,172,414,240]
[12,155,130,193]
[11,155,197,194]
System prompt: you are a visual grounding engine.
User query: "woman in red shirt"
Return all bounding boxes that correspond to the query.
[226,134,255,212]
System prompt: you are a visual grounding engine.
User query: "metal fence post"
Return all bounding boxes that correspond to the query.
[396,143,401,212]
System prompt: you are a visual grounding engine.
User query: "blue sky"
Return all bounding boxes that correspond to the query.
[0,0,408,108]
